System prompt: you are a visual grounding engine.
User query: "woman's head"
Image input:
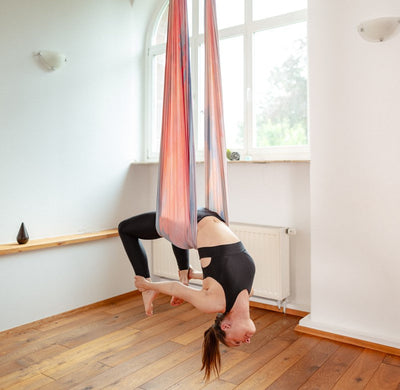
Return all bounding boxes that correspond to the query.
[201,313,256,380]
[219,312,256,347]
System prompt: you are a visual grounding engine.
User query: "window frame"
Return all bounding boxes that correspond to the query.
[145,0,309,162]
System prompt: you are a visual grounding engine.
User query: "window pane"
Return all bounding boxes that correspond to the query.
[217,0,244,29]
[198,36,244,152]
[153,4,168,45]
[187,0,193,37]
[151,53,166,155]
[253,22,307,148]
[199,0,244,34]
[198,44,204,151]
[220,36,244,150]
[253,0,307,21]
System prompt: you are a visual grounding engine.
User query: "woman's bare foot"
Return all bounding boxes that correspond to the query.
[134,277,158,316]
[179,268,190,285]
[142,290,158,316]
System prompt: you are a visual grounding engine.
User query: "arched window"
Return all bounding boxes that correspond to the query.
[146,0,308,161]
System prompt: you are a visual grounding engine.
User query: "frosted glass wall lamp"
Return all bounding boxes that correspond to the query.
[34,50,67,70]
[358,17,400,42]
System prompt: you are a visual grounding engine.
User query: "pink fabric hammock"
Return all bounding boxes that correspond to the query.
[204,0,229,224]
[156,0,228,249]
[156,0,197,249]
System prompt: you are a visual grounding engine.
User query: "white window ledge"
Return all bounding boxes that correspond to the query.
[131,160,310,165]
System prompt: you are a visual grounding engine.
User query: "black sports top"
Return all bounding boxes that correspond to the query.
[197,207,225,224]
[198,242,255,313]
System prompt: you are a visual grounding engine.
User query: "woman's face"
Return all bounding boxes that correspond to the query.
[222,318,256,347]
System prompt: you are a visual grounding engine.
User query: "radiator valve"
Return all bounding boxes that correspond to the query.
[286,227,297,235]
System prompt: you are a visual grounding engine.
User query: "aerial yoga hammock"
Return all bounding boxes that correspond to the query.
[156,0,229,249]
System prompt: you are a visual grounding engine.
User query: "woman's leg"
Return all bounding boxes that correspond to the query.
[118,212,161,315]
[118,212,190,276]
[118,212,159,278]
[172,245,190,271]
[118,212,191,313]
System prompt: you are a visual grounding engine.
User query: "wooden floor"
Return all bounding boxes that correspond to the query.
[1,293,400,390]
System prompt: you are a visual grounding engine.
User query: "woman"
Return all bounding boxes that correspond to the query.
[118,207,256,380]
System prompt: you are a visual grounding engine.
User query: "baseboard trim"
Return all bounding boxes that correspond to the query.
[295,323,400,357]
[0,290,140,335]
[250,301,309,317]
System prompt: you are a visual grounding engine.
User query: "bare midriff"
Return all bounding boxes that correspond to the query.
[197,216,240,249]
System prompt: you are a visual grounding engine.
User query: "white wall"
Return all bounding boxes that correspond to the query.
[0,0,158,331]
[300,0,400,348]
[133,162,311,312]
[0,0,311,331]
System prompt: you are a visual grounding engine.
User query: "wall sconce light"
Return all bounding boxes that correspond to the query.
[34,50,67,70]
[358,17,400,42]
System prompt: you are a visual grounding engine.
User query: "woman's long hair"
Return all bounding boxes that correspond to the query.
[201,313,228,381]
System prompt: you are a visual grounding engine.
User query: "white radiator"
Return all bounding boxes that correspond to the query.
[152,223,290,305]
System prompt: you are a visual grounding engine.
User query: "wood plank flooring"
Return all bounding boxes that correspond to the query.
[1,292,399,389]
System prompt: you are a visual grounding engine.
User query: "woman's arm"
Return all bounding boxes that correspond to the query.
[178,267,203,285]
[135,276,214,313]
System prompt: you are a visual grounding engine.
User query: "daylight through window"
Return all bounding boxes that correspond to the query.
[146,0,308,161]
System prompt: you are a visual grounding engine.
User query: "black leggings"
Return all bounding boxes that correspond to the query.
[118,212,189,278]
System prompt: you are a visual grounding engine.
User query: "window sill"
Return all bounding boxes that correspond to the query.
[227,159,310,164]
[131,159,310,165]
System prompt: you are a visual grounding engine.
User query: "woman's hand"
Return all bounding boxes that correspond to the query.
[188,267,203,280]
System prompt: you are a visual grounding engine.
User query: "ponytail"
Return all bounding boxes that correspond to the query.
[201,313,227,381]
